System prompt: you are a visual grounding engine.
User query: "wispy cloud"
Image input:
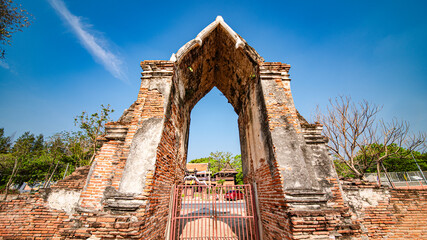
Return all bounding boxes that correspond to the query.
[48,0,126,82]
[0,60,10,70]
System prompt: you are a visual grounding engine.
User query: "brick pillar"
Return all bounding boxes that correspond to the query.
[79,141,124,209]
[78,61,174,210]
[259,62,319,191]
[118,61,174,194]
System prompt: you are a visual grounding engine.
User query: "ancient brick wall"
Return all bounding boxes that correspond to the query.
[0,195,70,239]
[253,161,292,239]
[236,62,293,239]
[1,178,425,239]
[0,168,91,239]
[138,94,187,239]
[259,62,321,192]
[78,60,174,212]
[287,177,362,239]
[1,17,426,240]
[342,179,427,239]
[50,166,90,190]
[79,141,125,209]
[280,123,363,239]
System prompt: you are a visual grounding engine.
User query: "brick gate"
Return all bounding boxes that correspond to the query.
[75,16,360,239]
[1,15,427,240]
[0,16,371,239]
[169,185,259,240]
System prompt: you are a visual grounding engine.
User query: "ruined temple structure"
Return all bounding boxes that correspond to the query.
[1,16,426,240]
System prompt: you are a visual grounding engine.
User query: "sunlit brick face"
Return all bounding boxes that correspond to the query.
[171,25,272,184]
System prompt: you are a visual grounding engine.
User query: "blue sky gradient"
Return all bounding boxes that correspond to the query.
[0,0,426,160]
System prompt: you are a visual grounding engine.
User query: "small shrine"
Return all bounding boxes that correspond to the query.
[214,163,237,186]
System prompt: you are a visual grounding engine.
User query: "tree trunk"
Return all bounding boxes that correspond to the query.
[89,153,96,165]
[62,163,69,179]
[43,161,54,187]
[381,162,394,188]
[45,160,60,188]
[376,161,382,186]
[3,158,19,201]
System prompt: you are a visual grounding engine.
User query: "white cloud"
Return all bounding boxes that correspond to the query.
[0,60,10,70]
[48,0,127,82]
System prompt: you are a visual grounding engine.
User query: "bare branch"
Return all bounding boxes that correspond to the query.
[316,96,425,181]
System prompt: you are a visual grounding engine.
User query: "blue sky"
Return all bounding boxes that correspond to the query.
[0,0,426,160]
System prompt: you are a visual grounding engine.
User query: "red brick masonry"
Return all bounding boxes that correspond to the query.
[1,177,425,239]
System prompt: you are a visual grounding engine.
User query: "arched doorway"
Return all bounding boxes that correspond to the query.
[108,16,334,239]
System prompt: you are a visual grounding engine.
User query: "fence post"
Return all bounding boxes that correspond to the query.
[381,162,395,189]
[252,182,263,240]
[411,152,427,185]
[165,184,176,240]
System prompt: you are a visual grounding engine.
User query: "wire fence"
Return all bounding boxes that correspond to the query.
[365,171,427,188]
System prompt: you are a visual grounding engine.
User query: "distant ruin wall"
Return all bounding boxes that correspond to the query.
[341,180,427,239]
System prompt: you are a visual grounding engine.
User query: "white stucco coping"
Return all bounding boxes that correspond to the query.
[170,16,257,64]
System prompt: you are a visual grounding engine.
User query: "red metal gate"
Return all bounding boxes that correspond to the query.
[169,184,259,240]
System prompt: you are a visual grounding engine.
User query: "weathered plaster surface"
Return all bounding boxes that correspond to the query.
[119,118,165,194]
[47,189,81,214]
[344,186,389,211]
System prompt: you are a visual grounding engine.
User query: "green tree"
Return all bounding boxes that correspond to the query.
[363,144,427,173]
[189,152,243,185]
[232,155,243,185]
[42,134,66,187]
[0,104,114,196]
[217,179,226,185]
[2,132,42,199]
[15,131,92,188]
[0,128,12,153]
[334,146,427,178]
[74,104,114,164]
[333,159,356,178]
[0,0,32,59]
[0,129,14,190]
[0,129,13,191]
[60,131,91,168]
[0,131,67,195]
[13,133,46,186]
